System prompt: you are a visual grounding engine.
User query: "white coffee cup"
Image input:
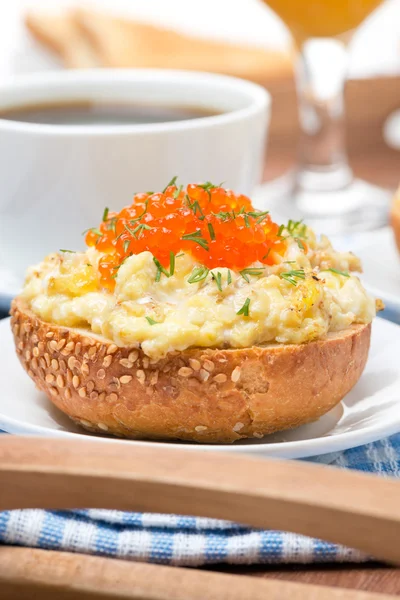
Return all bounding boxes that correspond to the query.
[0,69,270,279]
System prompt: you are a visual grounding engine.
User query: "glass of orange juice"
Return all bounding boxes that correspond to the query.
[262,0,389,231]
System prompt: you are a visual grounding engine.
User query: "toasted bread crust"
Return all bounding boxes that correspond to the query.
[391,187,400,254]
[10,298,371,443]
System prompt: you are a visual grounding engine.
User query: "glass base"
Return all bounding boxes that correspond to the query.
[256,173,391,235]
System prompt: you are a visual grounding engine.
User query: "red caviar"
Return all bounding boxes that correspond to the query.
[85,182,286,290]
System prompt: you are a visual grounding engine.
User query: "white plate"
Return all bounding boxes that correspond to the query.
[356,227,400,315]
[1,316,399,459]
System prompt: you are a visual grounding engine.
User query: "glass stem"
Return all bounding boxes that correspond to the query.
[295,38,353,193]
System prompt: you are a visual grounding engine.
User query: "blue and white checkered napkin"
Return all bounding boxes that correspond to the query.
[1,433,399,566]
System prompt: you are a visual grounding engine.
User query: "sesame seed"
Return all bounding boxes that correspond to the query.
[39,358,46,369]
[103,355,112,368]
[90,391,99,400]
[68,356,76,370]
[253,432,263,439]
[72,375,80,389]
[31,334,39,343]
[203,360,215,372]
[49,340,58,352]
[24,323,32,333]
[88,347,97,359]
[195,425,207,432]
[189,358,201,371]
[57,339,66,350]
[136,370,145,385]
[98,422,109,431]
[38,342,45,353]
[32,347,40,357]
[38,368,45,379]
[45,332,54,338]
[49,387,58,397]
[97,369,106,379]
[64,388,72,400]
[74,342,82,356]
[25,350,31,361]
[231,367,241,383]
[98,392,106,402]
[66,370,73,384]
[150,371,159,385]
[56,375,65,388]
[45,373,55,384]
[78,387,87,398]
[128,350,139,363]
[120,375,133,384]
[86,381,95,393]
[81,362,89,376]
[119,359,133,368]
[17,341,23,351]
[44,354,51,368]
[199,369,210,382]
[178,367,193,377]
[51,359,59,371]
[59,359,67,371]
[107,344,118,355]
[143,357,149,369]
[107,393,118,402]
[233,422,244,432]
[65,341,75,353]
[80,419,91,427]
[31,358,38,370]
[213,373,227,383]
[28,369,34,378]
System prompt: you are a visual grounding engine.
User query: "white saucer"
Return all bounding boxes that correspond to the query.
[355,227,400,316]
[1,316,399,459]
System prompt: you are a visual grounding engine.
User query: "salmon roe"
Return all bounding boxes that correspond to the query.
[85,181,286,290]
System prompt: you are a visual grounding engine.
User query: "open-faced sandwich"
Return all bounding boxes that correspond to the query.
[11,179,379,443]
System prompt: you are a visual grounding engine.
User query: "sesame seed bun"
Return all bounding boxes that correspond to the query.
[10,298,371,444]
[391,187,400,254]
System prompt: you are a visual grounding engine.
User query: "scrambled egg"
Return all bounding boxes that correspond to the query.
[22,227,376,359]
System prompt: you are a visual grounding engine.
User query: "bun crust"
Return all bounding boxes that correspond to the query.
[391,187,400,254]
[10,298,371,444]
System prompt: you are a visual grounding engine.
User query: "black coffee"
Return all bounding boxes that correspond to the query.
[0,101,222,125]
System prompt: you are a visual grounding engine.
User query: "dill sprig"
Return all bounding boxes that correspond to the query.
[207,222,216,241]
[239,267,265,283]
[211,271,223,292]
[279,269,306,286]
[327,268,350,277]
[188,266,209,284]
[181,230,209,251]
[237,297,251,317]
[102,207,109,222]
[59,249,76,253]
[163,176,178,192]
[145,316,159,325]
[153,251,175,281]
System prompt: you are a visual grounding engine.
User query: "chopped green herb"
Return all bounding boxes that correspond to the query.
[173,185,183,199]
[186,196,205,220]
[207,222,216,241]
[169,251,175,276]
[145,317,159,325]
[124,223,137,237]
[82,227,102,237]
[262,248,271,260]
[146,191,154,195]
[163,176,178,192]
[86,263,92,267]
[227,270,232,285]
[211,271,223,292]
[102,207,109,222]
[176,253,184,258]
[277,224,285,237]
[182,230,209,251]
[153,257,171,281]
[106,217,117,233]
[237,297,250,317]
[296,238,306,251]
[131,223,152,238]
[188,266,209,284]
[287,219,307,239]
[279,269,306,286]
[59,249,76,253]
[239,267,264,283]
[123,239,131,253]
[327,268,350,277]
[129,199,149,223]
[244,215,250,228]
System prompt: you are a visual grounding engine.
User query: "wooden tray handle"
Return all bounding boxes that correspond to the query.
[1,436,400,565]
